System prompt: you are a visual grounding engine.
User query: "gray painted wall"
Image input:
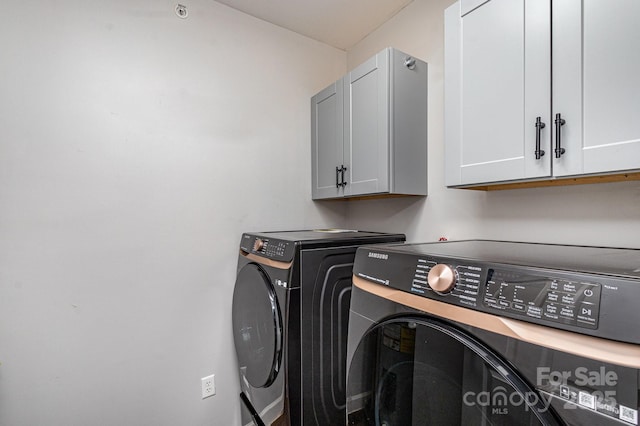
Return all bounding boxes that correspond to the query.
[0,1,346,425]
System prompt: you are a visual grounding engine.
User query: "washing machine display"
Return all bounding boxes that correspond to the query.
[347,240,640,426]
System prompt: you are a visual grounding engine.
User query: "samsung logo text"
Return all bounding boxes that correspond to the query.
[368,252,389,260]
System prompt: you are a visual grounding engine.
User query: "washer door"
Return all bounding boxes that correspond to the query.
[347,316,561,425]
[232,263,283,388]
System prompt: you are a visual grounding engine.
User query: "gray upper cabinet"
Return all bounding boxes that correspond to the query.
[445,0,640,188]
[311,47,428,200]
[344,50,390,197]
[311,80,344,199]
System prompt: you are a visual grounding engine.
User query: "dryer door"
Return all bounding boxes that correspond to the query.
[232,263,283,388]
[347,316,561,425]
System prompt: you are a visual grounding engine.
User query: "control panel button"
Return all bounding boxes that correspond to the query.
[577,303,597,321]
[559,306,576,319]
[527,306,542,318]
[512,302,526,312]
[427,264,457,294]
[253,239,265,252]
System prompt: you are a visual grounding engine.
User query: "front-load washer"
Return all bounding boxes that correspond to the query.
[346,240,640,426]
[231,230,405,426]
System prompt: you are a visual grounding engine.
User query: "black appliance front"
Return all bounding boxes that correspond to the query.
[300,247,358,425]
[233,264,283,390]
[233,255,293,426]
[348,315,560,425]
[346,240,640,426]
[232,230,405,426]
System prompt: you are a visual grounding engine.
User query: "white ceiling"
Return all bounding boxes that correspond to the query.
[214,0,414,50]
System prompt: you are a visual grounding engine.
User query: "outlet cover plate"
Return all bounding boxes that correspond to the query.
[201,374,215,399]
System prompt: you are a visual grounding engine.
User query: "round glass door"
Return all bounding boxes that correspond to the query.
[232,263,282,388]
[347,317,561,425]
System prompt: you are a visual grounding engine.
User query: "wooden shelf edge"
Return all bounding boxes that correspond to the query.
[458,172,640,191]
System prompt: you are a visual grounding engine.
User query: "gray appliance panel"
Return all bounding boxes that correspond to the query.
[364,239,640,279]
[240,230,405,263]
[353,240,640,344]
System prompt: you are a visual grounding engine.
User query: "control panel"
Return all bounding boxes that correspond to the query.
[413,259,602,330]
[240,234,295,262]
[350,246,640,341]
[410,260,485,308]
[416,259,602,329]
[484,269,601,329]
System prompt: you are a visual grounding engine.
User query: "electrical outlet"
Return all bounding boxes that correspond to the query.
[201,374,215,399]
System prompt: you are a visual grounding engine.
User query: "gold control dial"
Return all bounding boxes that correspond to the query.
[427,264,457,294]
[253,239,265,252]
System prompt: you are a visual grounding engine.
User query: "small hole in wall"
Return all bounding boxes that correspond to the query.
[175,4,188,18]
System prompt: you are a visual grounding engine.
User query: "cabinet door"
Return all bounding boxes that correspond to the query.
[311,80,344,199]
[344,49,390,196]
[445,0,551,186]
[553,0,640,177]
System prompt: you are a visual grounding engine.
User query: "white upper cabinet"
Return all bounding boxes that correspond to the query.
[554,0,640,177]
[312,47,428,200]
[445,0,640,187]
[445,0,550,186]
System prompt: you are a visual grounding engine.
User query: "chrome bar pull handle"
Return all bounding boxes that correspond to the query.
[534,117,546,160]
[555,113,566,158]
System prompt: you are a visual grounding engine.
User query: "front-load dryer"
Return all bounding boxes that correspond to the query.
[346,240,640,426]
[231,230,405,425]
